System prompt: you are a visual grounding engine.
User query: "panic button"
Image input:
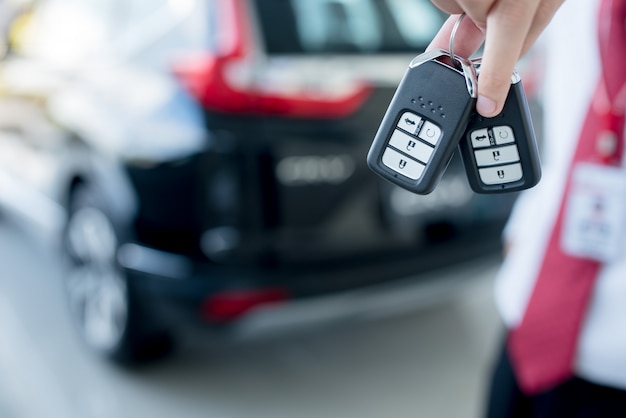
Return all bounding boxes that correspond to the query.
[382,147,425,180]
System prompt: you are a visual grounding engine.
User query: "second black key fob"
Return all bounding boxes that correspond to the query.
[459,72,542,194]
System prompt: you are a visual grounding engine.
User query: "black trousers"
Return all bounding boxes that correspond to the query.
[485,342,626,418]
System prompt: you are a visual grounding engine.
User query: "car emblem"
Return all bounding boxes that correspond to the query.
[276,154,355,186]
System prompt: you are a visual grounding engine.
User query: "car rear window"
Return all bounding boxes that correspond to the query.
[253,0,446,54]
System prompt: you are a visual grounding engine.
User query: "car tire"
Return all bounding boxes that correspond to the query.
[62,182,173,365]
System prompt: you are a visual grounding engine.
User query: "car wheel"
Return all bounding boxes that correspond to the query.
[63,183,173,365]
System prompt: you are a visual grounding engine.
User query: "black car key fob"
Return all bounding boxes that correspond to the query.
[459,72,541,194]
[367,49,478,195]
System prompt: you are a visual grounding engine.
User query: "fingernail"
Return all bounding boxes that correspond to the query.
[477,95,497,117]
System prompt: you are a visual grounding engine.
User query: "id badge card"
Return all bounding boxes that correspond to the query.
[561,163,626,262]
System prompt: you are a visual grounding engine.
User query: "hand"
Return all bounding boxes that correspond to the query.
[427,0,564,117]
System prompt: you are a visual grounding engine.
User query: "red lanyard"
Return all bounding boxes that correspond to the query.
[596,0,626,165]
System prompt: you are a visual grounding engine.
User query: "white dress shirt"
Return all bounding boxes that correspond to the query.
[494,0,626,390]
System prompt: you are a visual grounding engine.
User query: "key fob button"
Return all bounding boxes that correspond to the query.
[417,120,441,146]
[479,163,523,185]
[382,147,425,180]
[389,129,434,163]
[474,145,520,167]
[470,128,490,148]
[397,112,422,135]
[493,126,515,145]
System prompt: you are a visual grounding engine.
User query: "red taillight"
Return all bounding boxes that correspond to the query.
[201,288,290,322]
[253,82,373,119]
[173,55,372,118]
[171,0,371,118]
[172,55,253,113]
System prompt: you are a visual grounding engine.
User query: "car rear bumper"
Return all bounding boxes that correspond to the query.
[117,228,504,330]
[229,253,500,340]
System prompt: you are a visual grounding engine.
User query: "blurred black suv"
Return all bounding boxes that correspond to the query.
[0,0,517,363]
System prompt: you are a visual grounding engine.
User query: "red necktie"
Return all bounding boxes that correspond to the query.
[507,0,626,395]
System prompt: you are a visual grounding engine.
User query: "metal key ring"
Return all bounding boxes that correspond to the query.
[449,13,466,65]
